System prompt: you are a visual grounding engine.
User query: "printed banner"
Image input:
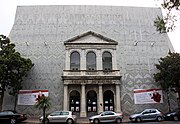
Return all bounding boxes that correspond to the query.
[134,89,163,104]
[18,90,48,105]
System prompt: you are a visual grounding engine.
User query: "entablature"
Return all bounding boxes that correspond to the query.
[63,78,121,85]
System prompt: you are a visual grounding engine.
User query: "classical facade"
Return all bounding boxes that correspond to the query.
[63,31,121,117]
[4,5,177,116]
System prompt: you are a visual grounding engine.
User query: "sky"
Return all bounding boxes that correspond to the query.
[0,0,179,52]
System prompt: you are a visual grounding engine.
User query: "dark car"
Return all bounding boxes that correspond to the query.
[89,111,123,124]
[164,108,180,121]
[129,109,163,122]
[0,110,27,124]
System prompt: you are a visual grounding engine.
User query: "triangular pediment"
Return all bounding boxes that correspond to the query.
[64,31,118,45]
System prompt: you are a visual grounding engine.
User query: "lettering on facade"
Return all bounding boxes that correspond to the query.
[71,80,114,84]
[86,71,98,75]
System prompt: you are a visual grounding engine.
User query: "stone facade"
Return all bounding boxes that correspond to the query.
[62,31,121,117]
[3,5,177,117]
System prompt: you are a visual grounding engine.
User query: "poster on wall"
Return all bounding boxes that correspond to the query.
[93,107,96,111]
[88,107,91,111]
[18,90,48,105]
[110,106,113,111]
[134,89,163,104]
[71,107,74,111]
[105,106,108,111]
[76,107,79,111]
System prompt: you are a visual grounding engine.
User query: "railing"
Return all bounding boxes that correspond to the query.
[63,70,120,76]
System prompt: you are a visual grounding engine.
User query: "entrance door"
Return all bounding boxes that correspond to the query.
[69,90,80,112]
[103,90,114,111]
[87,90,97,116]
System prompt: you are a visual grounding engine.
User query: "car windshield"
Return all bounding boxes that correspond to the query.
[0,111,14,115]
[61,112,69,115]
[101,111,115,116]
[0,112,6,115]
[142,109,158,114]
[3,110,17,113]
[142,111,149,114]
[98,112,102,115]
[50,111,61,116]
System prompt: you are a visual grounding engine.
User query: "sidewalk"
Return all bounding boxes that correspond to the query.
[24,116,130,124]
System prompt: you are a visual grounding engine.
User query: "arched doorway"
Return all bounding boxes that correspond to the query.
[86,90,97,116]
[69,90,80,113]
[103,90,114,111]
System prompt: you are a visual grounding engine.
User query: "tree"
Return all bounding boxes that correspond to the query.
[154,52,180,108]
[154,0,180,33]
[35,94,51,124]
[0,35,34,111]
[8,53,34,110]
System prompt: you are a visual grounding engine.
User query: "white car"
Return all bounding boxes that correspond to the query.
[89,111,123,124]
[40,111,77,124]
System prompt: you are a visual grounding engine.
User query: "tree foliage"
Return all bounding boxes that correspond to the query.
[35,94,51,124]
[154,52,180,106]
[0,35,34,111]
[154,0,180,33]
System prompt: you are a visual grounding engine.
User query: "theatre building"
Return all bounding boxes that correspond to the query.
[62,31,121,117]
[4,5,177,116]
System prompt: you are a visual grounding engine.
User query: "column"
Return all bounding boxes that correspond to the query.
[80,84,87,117]
[98,84,103,113]
[63,85,68,111]
[116,84,121,113]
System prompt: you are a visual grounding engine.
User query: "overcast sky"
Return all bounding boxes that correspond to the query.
[0,0,179,52]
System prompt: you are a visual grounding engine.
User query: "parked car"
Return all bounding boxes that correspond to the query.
[0,110,27,124]
[164,108,180,121]
[129,109,163,122]
[39,111,77,124]
[89,111,123,124]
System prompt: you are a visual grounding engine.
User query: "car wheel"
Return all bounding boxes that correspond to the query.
[116,118,122,123]
[93,118,99,124]
[66,118,73,124]
[10,118,16,124]
[173,115,179,121]
[157,116,162,122]
[136,117,141,122]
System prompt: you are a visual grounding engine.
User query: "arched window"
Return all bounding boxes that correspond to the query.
[86,51,96,70]
[102,51,112,70]
[70,51,80,70]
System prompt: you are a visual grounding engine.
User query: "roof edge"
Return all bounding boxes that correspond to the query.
[64,31,118,45]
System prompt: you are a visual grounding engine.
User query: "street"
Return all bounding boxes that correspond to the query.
[121,121,180,124]
[18,121,180,124]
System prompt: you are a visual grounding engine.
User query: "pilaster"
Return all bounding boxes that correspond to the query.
[80,84,87,117]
